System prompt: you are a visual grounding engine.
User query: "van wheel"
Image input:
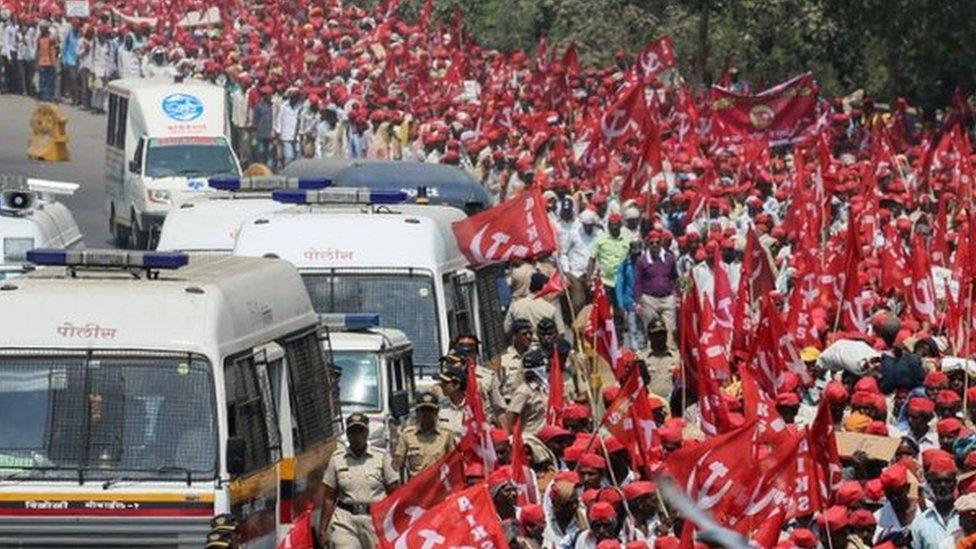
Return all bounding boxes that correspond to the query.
[111,206,131,249]
[131,210,149,250]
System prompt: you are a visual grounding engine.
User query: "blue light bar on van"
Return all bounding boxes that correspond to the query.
[26,249,189,269]
[319,313,381,330]
[272,188,407,205]
[208,176,332,192]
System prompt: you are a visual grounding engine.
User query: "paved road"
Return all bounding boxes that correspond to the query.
[0,95,109,247]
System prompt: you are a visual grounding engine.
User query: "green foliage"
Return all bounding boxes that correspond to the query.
[389,0,976,107]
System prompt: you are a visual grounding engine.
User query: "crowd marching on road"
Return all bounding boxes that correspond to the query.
[5,1,976,549]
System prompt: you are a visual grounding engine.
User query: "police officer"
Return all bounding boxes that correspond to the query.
[537,317,588,403]
[319,413,399,548]
[502,349,549,435]
[641,318,677,400]
[499,318,534,399]
[393,392,456,478]
[452,334,505,420]
[437,362,468,438]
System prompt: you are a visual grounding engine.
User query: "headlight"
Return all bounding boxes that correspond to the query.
[3,237,34,262]
[147,189,172,204]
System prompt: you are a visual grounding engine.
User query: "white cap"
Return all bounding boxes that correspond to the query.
[624,207,641,220]
[579,209,599,225]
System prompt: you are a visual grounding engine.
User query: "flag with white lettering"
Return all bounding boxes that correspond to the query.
[382,484,509,549]
[451,187,557,266]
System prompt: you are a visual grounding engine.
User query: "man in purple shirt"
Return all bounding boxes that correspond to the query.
[634,230,679,348]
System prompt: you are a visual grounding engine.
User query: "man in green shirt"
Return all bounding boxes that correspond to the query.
[586,212,631,331]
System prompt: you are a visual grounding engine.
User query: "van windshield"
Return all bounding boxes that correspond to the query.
[303,273,441,377]
[333,351,380,413]
[0,352,217,481]
[145,137,238,178]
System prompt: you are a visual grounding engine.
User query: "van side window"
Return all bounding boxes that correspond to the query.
[444,274,473,341]
[283,330,334,451]
[115,98,128,148]
[224,354,276,473]
[474,265,508,360]
[106,95,128,149]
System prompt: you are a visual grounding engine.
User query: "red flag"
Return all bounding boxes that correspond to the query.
[909,234,938,326]
[678,280,702,390]
[697,302,732,436]
[452,188,557,266]
[535,269,566,299]
[809,398,842,506]
[635,36,676,82]
[383,484,508,548]
[599,81,649,149]
[370,448,466,548]
[585,278,620,379]
[879,225,910,295]
[460,364,497,471]
[546,346,565,426]
[562,42,580,77]
[711,73,819,145]
[839,213,867,333]
[737,434,802,547]
[740,365,792,447]
[710,247,735,347]
[276,508,314,549]
[602,366,658,474]
[509,419,535,505]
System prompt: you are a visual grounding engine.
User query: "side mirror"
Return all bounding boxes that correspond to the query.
[389,390,410,419]
[128,159,140,174]
[225,436,246,477]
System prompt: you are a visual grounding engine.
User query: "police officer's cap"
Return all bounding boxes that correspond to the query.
[453,334,480,355]
[204,532,232,549]
[210,513,239,532]
[346,412,370,431]
[523,349,548,369]
[537,317,558,334]
[511,318,533,333]
[415,392,439,411]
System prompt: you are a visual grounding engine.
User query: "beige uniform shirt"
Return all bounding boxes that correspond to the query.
[642,350,678,400]
[322,446,398,504]
[498,346,527,399]
[507,378,548,435]
[439,399,466,439]
[504,296,566,336]
[509,262,537,299]
[475,365,506,420]
[394,425,455,477]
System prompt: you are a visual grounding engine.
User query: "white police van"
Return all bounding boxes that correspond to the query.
[0,250,339,547]
[232,188,508,380]
[0,176,82,280]
[156,176,330,253]
[105,79,242,249]
[320,314,414,450]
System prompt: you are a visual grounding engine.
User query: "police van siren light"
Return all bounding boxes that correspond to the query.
[26,249,190,270]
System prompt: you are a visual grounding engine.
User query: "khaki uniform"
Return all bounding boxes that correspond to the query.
[642,350,678,400]
[438,398,466,439]
[509,262,537,299]
[475,365,506,419]
[322,446,398,548]
[393,425,455,478]
[499,346,527,399]
[504,296,566,336]
[507,378,548,435]
[562,351,590,403]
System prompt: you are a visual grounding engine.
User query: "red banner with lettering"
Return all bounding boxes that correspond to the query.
[452,188,558,266]
[711,73,819,145]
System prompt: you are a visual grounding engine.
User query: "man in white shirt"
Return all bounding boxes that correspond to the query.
[275,88,303,168]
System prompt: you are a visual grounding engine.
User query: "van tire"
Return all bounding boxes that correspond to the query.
[111,205,130,249]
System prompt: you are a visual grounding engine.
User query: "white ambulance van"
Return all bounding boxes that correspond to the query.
[105,79,241,249]
[320,313,414,450]
[232,188,508,380]
[156,175,329,253]
[0,250,338,548]
[0,176,83,280]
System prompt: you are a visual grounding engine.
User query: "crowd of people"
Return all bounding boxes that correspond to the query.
[7,0,976,548]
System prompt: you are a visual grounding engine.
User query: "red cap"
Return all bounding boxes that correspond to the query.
[824,380,849,404]
[597,487,622,504]
[562,403,590,420]
[491,429,509,445]
[596,541,621,549]
[488,465,514,488]
[776,392,800,407]
[880,463,908,490]
[789,528,817,548]
[654,537,681,549]
[925,371,950,388]
[538,424,572,443]
[819,505,848,530]
[603,436,626,454]
[588,501,616,521]
[928,453,959,475]
[602,385,620,406]
[864,479,885,501]
[563,444,584,463]
[907,397,936,415]
[552,470,580,486]
[659,426,683,445]
[835,481,864,506]
[866,421,889,436]
[607,212,622,224]
[622,481,656,500]
[520,503,544,526]
[848,509,876,528]
[853,377,880,394]
[579,453,606,470]
[936,390,961,406]
[967,387,976,404]
[937,418,963,437]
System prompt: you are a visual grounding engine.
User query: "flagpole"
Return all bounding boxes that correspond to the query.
[596,436,638,533]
